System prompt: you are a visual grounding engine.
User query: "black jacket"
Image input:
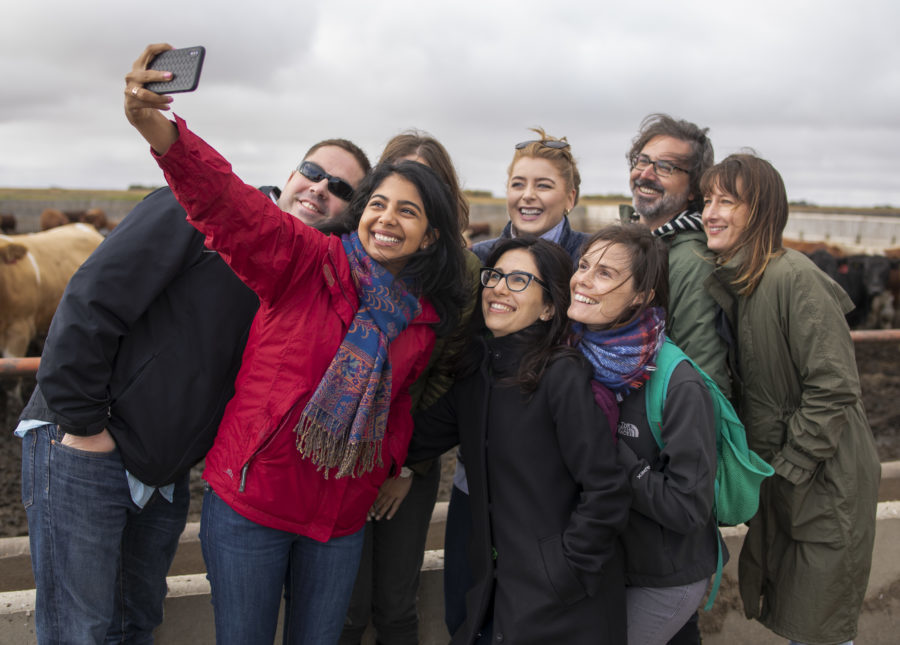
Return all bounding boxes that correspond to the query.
[410,333,630,645]
[21,187,260,487]
[616,361,723,587]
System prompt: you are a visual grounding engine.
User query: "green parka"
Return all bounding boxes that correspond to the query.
[706,248,880,645]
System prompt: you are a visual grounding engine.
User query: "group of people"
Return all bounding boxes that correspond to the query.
[16,43,879,645]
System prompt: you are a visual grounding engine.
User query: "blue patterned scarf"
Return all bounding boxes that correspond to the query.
[572,307,666,400]
[295,232,421,479]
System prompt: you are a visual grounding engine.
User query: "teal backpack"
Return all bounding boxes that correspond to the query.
[645,337,774,609]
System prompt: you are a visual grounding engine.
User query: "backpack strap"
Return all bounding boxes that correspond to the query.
[644,337,687,450]
[643,336,726,612]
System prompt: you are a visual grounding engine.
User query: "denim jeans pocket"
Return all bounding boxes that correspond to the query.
[54,440,118,458]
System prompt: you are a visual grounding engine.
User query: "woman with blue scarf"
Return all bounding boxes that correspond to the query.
[568,225,720,645]
[123,45,469,645]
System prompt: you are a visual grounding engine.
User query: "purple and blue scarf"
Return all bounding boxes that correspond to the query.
[295,232,421,479]
[572,307,666,401]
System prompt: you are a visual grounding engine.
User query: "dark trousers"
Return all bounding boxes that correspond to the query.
[443,484,475,637]
[339,460,442,645]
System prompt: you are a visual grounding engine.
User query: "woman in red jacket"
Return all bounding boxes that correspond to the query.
[124,44,468,645]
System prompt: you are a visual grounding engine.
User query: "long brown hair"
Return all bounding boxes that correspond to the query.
[379,131,470,231]
[700,153,789,296]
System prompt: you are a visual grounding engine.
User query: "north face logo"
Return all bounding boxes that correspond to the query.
[617,422,639,438]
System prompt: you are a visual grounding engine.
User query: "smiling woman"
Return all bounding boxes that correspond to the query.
[120,43,470,645]
[472,128,588,264]
[701,153,880,645]
[357,173,435,275]
[567,224,721,645]
[480,248,554,338]
[407,236,630,644]
[449,130,592,634]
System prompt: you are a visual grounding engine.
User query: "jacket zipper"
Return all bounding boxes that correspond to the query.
[238,393,309,493]
[239,251,353,493]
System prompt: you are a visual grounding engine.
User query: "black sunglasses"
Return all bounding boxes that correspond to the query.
[297,161,355,201]
[514,139,570,150]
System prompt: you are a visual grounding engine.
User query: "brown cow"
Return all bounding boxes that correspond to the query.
[83,208,108,232]
[39,208,69,231]
[0,223,104,408]
[782,237,846,257]
[0,213,15,235]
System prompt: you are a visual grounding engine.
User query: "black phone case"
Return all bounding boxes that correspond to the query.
[145,46,205,93]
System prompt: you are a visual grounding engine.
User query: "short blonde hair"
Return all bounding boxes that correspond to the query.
[508,127,581,206]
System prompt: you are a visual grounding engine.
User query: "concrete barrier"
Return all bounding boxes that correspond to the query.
[3,470,899,644]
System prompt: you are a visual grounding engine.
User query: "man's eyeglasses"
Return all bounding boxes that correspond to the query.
[515,139,570,150]
[630,153,689,178]
[297,161,355,201]
[480,267,548,292]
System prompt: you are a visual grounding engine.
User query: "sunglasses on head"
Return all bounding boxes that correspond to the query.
[297,161,355,201]
[514,139,570,150]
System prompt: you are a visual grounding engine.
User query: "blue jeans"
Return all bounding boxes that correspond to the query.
[201,487,365,645]
[21,424,189,644]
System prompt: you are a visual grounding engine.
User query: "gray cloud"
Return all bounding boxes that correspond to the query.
[1,0,898,206]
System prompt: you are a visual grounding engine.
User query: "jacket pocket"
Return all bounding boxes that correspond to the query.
[538,533,586,606]
[772,467,843,544]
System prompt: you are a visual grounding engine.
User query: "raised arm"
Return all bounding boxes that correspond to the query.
[123,43,180,155]
[120,44,335,304]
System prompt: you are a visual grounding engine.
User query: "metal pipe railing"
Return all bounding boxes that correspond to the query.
[0,357,40,378]
[0,330,897,380]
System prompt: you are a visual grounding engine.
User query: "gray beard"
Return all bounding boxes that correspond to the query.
[632,190,689,229]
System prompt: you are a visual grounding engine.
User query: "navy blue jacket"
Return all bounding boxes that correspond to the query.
[22,187,260,487]
[471,216,589,264]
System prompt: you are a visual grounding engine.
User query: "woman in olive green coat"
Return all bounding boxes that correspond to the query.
[701,153,880,645]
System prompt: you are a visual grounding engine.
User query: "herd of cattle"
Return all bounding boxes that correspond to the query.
[782,238,900,330]
[0,210,898,393]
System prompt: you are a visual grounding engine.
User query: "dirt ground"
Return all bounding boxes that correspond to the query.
[1,340,898,538]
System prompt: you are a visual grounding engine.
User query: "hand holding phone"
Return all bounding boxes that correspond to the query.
[145,46,205,93]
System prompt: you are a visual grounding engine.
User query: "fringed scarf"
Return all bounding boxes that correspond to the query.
[572,307,666,400]
[294,232,421,479]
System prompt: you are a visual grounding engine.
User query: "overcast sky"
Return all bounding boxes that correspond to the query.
[1,1,898,207]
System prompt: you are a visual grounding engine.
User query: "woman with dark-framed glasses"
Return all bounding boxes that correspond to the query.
[408,236,629,644]
[440,129,591,635]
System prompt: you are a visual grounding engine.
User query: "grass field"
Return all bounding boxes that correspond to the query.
[0,187,897,217]
[0,187,153,203]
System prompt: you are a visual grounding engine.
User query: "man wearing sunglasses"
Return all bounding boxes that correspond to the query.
[17,137,369,643]
[276,141,369,224]
[619,114,729,645]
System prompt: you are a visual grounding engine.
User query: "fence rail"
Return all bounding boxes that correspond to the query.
[0,330,897,381]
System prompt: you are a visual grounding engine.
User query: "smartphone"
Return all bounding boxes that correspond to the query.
[145,46,205,93]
